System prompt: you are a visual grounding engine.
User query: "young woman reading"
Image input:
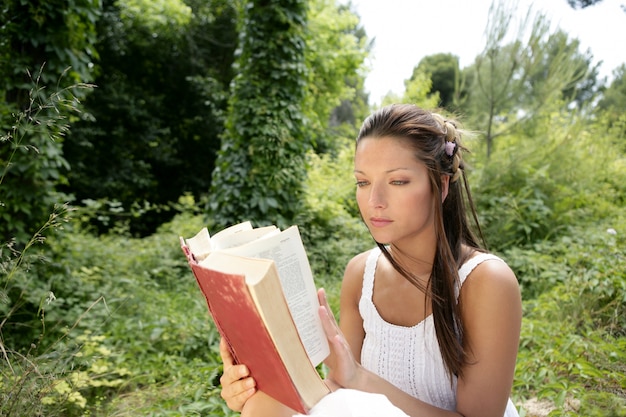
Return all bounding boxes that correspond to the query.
[219,104,522,417]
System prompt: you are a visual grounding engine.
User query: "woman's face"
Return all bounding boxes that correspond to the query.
[354,136,436,246]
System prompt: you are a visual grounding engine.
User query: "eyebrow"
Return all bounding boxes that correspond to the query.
[353,167,413,175]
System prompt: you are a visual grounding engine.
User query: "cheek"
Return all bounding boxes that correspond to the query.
[405,189,433,215]
[355,189,367,211]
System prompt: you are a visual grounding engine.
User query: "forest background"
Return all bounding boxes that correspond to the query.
[1,0,624,416]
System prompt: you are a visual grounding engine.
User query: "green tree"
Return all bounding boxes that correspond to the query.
[208,0,310,229]
[63,0,368,235]
[412,53,461,110]
[524,30,600,110]
[379,69,439,110]
[0,0,101,244]
[598,65,626,118]
[597,64,626,145]
[303,0,370,152]
[62,0,238,235]
[463,0,595,158]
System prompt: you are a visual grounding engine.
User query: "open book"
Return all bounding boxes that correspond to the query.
[180,222,331,414]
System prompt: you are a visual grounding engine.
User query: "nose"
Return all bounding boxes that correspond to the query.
[368,183,386,209]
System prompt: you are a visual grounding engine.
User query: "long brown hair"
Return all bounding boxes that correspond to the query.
[356,103,485,379]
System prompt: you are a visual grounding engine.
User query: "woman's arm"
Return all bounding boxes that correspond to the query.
[455,259,522,417]
[240,391,297,417]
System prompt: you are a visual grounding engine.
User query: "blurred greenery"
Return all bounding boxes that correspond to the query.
[1,0,625,415]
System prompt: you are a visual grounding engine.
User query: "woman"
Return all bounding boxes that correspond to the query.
[220,104,522,417]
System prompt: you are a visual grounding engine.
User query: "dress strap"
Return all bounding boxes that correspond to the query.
[362,247,381,301]
[456,253,504,300]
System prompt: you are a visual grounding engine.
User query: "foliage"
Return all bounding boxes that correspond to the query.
[473,101,625,250]
[511,224,626,415]
[0,203,74,350]
[303,0,371,153]
[528,30,601,109]
[412,53,461,110]
[0,0,100,97]
[297,140,371,296]
[62,0,238,236]
[0,69,94,245]
[598,64,626,143]
[1,204,226,416]
[599,65,626,113]
[0,0,100,244]
[463,1,599,158]
[566,0,604,9]
[208,0,310,230]
[380,68,440,110]
[0,0,100,245]
[62,0,368,236]
[118,0,193,30]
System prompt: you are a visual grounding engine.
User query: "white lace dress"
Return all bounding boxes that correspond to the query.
[359,247,520,416]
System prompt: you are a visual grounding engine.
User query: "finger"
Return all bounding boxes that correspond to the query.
[319,305,341,343]
[219,363,256,412]
[220,337,235,368]
[331,333,352,359]
[219,339,254,391]
[221,363,251,385]
[220,377,256,412]
[317,288,339,328]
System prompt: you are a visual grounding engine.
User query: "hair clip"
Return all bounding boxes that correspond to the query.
[445,141,456,157]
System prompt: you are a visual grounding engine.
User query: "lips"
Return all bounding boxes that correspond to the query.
[369,217,392,228]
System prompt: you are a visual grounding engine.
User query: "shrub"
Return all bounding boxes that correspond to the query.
[512,222,626,415]
[473,107,625,251]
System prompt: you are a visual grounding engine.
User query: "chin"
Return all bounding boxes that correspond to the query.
[368,232,392,246]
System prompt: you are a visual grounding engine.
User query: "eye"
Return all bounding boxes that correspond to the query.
[355,180,369,187]
[390,180,409,185]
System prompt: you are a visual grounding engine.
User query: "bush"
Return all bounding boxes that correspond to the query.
[473,107,625,251]
[511,223,626,415]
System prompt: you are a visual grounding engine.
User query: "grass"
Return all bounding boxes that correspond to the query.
[2,211,624,416]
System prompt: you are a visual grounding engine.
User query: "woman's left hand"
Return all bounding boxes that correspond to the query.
[317,288,364,390]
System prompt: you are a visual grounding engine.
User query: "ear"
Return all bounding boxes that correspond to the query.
[441,174,450,203]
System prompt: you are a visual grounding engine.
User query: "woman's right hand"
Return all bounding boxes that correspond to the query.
[317,288,364,390]
[219,338,257,412]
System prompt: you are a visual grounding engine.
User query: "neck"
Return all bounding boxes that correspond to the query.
[388,242,435,279]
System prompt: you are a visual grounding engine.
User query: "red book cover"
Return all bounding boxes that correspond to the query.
[182,246,310,414]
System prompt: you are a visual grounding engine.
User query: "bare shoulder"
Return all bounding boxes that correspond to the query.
[460,254,521,305]
[341,250,372,299]
[344,250,371,279]
[465,254,518,287]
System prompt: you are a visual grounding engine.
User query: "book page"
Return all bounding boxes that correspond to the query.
[223,226,330,366]
[184,221,254,260]
[184,222,278,259]
[211,221,253,243]
[212,225,279,251]
[184,228,212,261]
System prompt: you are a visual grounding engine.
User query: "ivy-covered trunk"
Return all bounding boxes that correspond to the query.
[208,0,309,229]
